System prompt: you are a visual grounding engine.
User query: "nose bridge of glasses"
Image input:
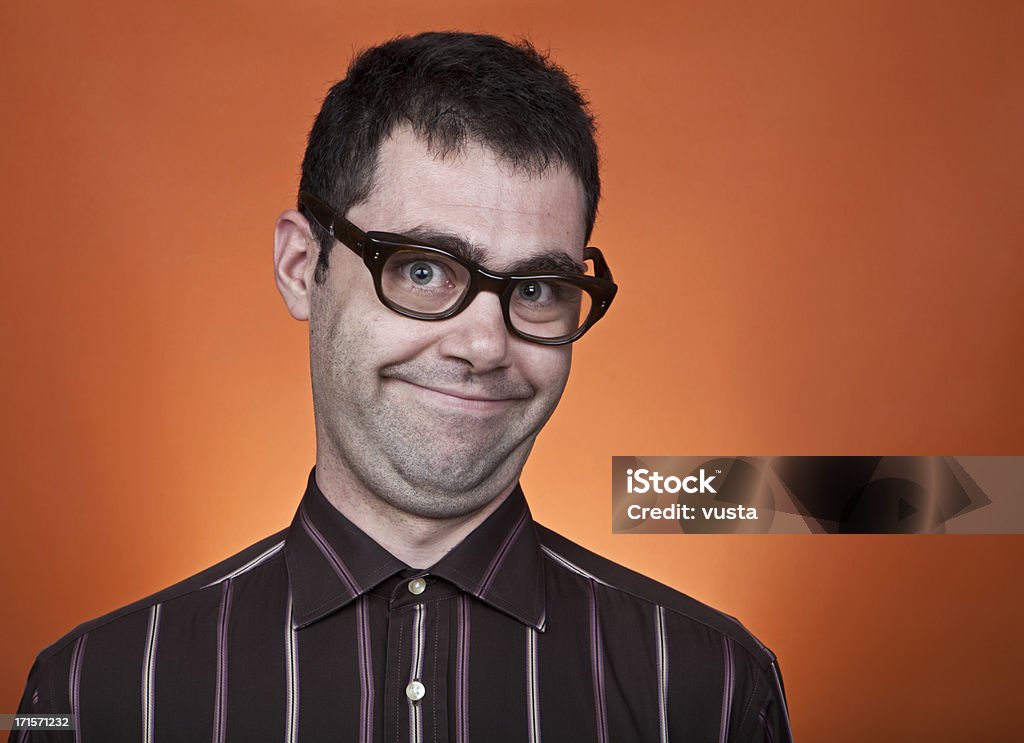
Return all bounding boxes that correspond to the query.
[458,270,512,326]
[449,281,513,352]
[466,271,529,335]
[472,270,513,298]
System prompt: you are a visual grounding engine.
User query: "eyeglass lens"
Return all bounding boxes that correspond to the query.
[380,249,592,340]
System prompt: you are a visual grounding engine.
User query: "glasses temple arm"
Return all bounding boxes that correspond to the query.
[298,191,366,257]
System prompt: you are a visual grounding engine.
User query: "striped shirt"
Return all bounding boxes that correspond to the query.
[11,469,793,742]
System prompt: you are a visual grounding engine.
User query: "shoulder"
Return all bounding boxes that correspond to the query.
[534,522,777,670]
[35,528,288,665]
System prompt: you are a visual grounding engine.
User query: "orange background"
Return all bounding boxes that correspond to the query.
[2,1,1022,740]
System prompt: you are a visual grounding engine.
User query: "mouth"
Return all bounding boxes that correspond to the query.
[391,379,525,413]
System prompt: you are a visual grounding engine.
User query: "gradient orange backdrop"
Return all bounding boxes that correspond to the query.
[2,1,1022,740]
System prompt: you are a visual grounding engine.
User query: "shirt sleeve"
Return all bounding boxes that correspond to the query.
[738,658,795,743]
[8,654,63,743]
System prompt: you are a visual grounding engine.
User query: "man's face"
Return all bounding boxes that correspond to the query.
[308,126,587,518]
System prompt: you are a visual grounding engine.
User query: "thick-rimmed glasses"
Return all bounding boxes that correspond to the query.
[299,192,618,345]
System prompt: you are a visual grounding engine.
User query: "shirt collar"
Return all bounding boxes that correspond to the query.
[285,468,546,631]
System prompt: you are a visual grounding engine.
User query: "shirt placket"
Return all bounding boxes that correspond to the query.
[383,573,451,743]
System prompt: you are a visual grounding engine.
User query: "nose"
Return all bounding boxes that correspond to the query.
[435,290,512,372]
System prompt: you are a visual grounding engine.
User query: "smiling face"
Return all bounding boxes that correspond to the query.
[307,126,587,519]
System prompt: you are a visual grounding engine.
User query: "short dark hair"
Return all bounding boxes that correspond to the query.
[298,31,600,284]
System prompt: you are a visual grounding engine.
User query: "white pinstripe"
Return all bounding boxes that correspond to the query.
[284,591,299,743]
[409,604,426,743]
[526,627,541,743]
[202,541,284,588]
[142,604,161,743]
[655,605,669,743]
[69,634,87,743]
[540,546,611,586]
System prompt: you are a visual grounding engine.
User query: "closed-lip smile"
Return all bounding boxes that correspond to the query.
[392,378,526,411]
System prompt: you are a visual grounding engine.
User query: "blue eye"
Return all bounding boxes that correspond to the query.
[410,262,434,285]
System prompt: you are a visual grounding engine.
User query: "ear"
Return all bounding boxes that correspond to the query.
[274,209,319,321]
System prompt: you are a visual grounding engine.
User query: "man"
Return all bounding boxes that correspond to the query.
[12,32,793,742]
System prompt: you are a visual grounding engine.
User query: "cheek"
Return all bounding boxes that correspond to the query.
[521,347,572,398]
[314,296,438,376]
[309,285,373,387]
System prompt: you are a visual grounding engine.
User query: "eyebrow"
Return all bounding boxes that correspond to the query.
[400,226,587,275]
[402,228,487,264]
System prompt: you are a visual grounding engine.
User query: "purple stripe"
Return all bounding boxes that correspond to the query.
[299,506,360,596]
[69,634,87,743]
[455,596,470,743]
[588,581,608,743]
[476,507,529,597]
[357,595,373,743]
[213,580,233,743]
[719,635,735,743]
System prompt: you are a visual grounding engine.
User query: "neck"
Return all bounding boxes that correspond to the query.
[313,459,515,569]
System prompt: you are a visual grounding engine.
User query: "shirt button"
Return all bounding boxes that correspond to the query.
[408,577,427,595]
[406,680,426,701]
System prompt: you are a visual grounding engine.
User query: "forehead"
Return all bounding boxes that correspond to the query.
[347,126,588,269]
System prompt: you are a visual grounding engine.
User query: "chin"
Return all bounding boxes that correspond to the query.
[390,456,519,504]
[382,485,499,520]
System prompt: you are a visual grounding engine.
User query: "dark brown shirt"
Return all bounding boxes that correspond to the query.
[12,470,794,742]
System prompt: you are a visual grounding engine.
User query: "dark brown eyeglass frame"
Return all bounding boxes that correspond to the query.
[298,191,618,345]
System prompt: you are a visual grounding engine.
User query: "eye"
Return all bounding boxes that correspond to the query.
[398,259,454,289]
[516,281,552,303]
[408,261,436,285]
